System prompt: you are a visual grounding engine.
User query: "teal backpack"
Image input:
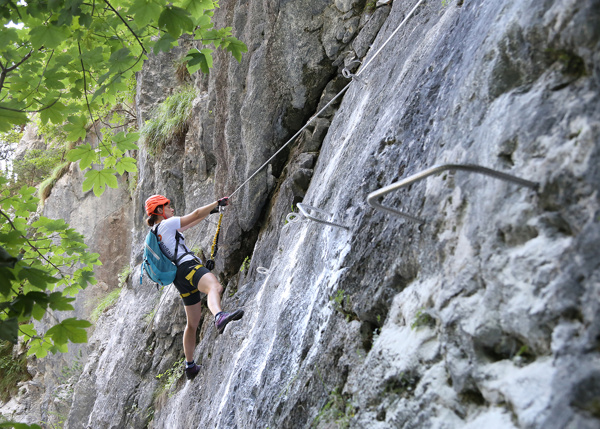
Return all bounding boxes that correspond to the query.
[140,227,190,287]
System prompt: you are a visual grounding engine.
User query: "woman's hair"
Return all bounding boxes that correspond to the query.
[146,205,163,227]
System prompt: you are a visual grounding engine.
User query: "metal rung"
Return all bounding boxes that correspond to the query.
[297,203,349,230]
[367,164,539,224]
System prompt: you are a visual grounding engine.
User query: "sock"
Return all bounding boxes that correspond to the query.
[215,311,223,321]
[186,360,195,368]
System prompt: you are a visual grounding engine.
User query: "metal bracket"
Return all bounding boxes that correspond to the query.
[367,164,539,224]
[296,203,349,230]
[285,212,301,224]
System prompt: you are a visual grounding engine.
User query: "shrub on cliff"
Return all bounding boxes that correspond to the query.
[140,86,197,155]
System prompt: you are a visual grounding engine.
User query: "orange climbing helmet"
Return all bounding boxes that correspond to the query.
[145,194,170,216]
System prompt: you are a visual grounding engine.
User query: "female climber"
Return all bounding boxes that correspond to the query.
[144,194,244,380]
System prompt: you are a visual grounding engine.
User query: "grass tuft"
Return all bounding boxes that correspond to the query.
[0,341,31,403]
[90,288,122,323]
[140,86,197,155]
[38,161,71,204]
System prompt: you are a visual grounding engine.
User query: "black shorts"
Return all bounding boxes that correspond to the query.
[174,260,211,306]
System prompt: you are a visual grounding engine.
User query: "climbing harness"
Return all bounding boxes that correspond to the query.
[184,264,205,284]
[367,163,540,224]
[180,288,199,299]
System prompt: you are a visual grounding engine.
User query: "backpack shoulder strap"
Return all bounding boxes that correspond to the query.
[174,230,193,264]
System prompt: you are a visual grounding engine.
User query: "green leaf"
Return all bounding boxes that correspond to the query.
[0,107,28,132]
[0,246,19,269]
[19,323,37,340]
[112,131,140,151]
[115,157,138,175]
[64,115,88,141]
[0,317,18,343]
[29,24,69,49]
[224,37,247,63]
[43,70,68,89]
[153,33,178,54]
[184,0,213,19]
[27,338,49,358]
[48,292,75,311]
[10,291,45,319]
[77,270,97,289]
[39,100,67,125]
[185,48,213,74]
[32,217,68,232]
[108,48,134,73]
[32,302,47,321]
[0,28,18,48]
[18,267,59,289]
[158,6,193,38]
[66,143,97,169]
[82,168,118,196]
[194,14,213,34]
[127,0,162,27]
[46,317,91,344]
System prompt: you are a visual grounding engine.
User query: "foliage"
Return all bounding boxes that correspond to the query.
[0,127,23,163]
[239,256,250,272]
[140,86,197,154]
[0,340,31,403]
[38,162,71,204]
[173,56,192,85]
[90,288,122,323]
[118,265,131,288]
[312,387,354,428]
[0,174,100,357]
[0,422,42,429]
[156,357,184,397]
[411,309,435,330]
[11,148,63,187]
[0,0,247,197]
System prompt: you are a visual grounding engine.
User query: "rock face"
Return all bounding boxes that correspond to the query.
[3,0,598,428]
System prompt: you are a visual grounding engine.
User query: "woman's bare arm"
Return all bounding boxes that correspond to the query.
[178,201,219,232]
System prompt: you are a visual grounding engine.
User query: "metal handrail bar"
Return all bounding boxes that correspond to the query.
[367,164,539,224]
[296,203,349,230]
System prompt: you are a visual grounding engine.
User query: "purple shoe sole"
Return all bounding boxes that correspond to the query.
[215,309,244,334]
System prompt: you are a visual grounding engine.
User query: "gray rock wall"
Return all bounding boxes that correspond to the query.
[5,0,598,428]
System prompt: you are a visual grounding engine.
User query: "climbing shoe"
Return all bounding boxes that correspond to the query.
[185,363,201,380]
[215,309,244,334]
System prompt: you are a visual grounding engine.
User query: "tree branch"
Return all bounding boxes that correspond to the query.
[104,0,147,54]
[0,208,65,277]
[6,49,34,73]
[78,41,110,153]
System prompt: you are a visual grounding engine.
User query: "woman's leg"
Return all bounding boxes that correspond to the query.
[196,273,223,316]
[183,302,202,362]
